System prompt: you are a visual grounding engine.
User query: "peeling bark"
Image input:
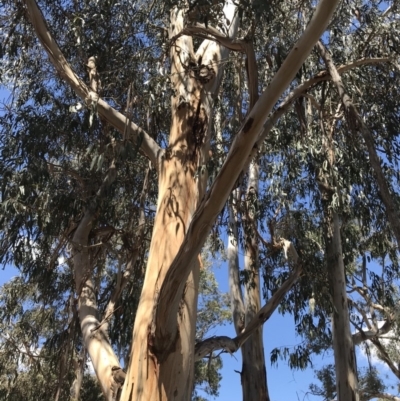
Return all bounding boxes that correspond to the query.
[23,0,341,399]
[120,7,216,400]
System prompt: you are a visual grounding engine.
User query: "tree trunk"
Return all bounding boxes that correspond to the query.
[241,160,269,401]
[23,0,341,399]
[120,8,212,400]
[227,190,245,334]
[313,53,359,398]
[323,208,359,401]
[72,210,122,401]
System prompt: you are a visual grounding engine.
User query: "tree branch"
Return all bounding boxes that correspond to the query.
[178,24,244,51]
[195,263,302,360]
[352,318,393,345]
[370,338,400,379]
[316,40,400,250]
[365,393,400,401]
[23,0,162,167]
[256,56,391,149]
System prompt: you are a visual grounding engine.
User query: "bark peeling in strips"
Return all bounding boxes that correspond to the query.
[120,8,206,401]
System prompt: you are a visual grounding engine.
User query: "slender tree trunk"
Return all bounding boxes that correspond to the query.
[70,348,86,401]
[72,210,122,401]
[241,160,269,401]
[318,111,359,401]
[227,191,245,330]
[322,208,359,401]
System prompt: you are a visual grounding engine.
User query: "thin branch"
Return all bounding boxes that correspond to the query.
[195,262,302,360]
[370,338,400,379]
[255,56,391,149]
[316,40,400,250]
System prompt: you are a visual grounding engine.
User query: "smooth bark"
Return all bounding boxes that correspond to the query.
[317,109,359,401]
[241,160,269,401]
[227,191,245,335]
[323,211,359,401]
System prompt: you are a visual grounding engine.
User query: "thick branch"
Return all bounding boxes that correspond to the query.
[180,24,244,51]
[154,0,340,344]
[195,263,302,360]
[23,0,161,167]
[256,56,391,149]
[316,40,400,249]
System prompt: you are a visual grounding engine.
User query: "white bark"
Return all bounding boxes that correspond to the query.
[72,211,121,401]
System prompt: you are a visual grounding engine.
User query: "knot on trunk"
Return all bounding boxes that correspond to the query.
[196,64,215,83]
[111,366,126,400]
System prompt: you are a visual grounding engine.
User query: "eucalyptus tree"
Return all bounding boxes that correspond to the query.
[2,0,400,400]
[246,3,400,401]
